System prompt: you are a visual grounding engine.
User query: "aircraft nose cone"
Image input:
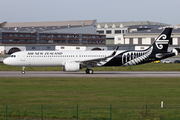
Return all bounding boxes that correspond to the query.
[3,58,9,65]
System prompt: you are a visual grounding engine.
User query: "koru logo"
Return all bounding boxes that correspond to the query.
[155,34,169,49]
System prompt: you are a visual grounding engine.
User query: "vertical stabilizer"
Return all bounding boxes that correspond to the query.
[151,28,172,53]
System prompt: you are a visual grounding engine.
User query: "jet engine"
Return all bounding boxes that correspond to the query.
[63,62,80,72]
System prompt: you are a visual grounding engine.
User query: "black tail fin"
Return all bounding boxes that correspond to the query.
[150,28,172,53]
[119,28,174,66]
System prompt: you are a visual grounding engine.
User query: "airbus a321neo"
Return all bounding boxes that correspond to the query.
[3,28,175,74]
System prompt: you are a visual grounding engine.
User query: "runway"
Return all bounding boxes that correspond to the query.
[0,71,180,77]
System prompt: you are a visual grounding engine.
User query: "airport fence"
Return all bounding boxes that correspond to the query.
[0,104,180,120]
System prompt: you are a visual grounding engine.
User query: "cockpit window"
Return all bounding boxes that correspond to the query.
[10,55,16,57]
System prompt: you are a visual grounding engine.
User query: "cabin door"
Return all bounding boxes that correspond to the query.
[21,53,26,61]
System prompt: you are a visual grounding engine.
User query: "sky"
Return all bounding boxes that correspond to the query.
[0,0,180,25]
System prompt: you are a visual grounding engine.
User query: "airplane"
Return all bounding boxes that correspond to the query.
[3,28,176,74]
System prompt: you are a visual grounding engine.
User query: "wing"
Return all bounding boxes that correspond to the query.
[79,46,119,67]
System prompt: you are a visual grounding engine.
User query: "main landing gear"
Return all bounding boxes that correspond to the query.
[85,69,93,74]
[21,66,25,74]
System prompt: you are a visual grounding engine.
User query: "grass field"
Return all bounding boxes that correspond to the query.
[1,62,180,71]
[0,77,180,120]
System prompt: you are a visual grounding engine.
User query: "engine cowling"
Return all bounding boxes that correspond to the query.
[63,62,80,72]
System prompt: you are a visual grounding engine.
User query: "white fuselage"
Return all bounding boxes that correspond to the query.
[3,50,125,67]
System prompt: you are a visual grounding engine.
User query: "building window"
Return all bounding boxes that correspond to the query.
[2,39,8,42]
[53,40,60,43]
[14,34,19,37]
[96,36,100,39]
[72,35,78,38]
[14,39,19,42]
[68,40,75,43]
[9,39,13,42]
[57,35,61,38]
[97,31,104,34]
[47,35,51,38]
[25,34,31,37]
[138,38,142,45]
[20,39,25,42]
[178,38,180,45]
[41,40,47,43]
[62,35,67,38]
[32,47,36,49]
[76,47,80,50]
[31,40,36,43]
[82,40,87,43]
[115,30,121,34]
[9,34,13,37]
[41,35,46,38]
[25,40,31,43]
[20,34,24,37]
[129,38,133,44]
[61,47,65,49]
[52,35,56,38]
[92,40,96,43]
[31,34,36,37]
[106,30,111,34]
[62,40,67,43]
[92,36,96,39]
[2,34,8,37]
[47,47,50,49]
[68,35,72,38]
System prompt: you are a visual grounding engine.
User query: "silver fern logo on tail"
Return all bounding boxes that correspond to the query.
[155,34,169,49]
[122,46,153,66]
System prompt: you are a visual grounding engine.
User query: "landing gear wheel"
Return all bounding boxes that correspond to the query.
[85,69,93,74]
[21,66,25,74]
[21,70,25,74]
[89,69,93,74]
[86,69,89,74]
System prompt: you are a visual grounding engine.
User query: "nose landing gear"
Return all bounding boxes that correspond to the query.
[21,66,25,74]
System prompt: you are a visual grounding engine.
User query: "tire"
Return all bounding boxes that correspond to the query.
[85,69,93,74]
[21,71,25,74]
[86,69,89,74]
[89,69,93,74]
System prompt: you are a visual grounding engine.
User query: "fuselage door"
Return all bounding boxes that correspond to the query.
[21,53,26,61]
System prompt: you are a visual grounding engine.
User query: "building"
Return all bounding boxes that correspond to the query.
[1,20,180,56]
[97,21,180,54]
[0,20,106,54]
[97,21,170,44]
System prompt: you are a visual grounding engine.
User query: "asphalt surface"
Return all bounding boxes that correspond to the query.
[0,71,180,77]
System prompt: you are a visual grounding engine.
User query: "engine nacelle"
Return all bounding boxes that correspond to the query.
[63,62,80,72]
